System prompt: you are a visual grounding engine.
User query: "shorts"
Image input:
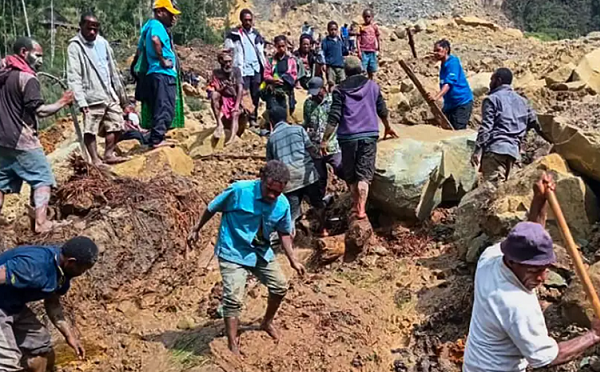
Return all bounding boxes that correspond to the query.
[326,66,346,85]
[285,181,325,222]
[443,101,473,130]
[361,51,378,73]
[481,152,515,184]
[83,101,124,137]
[0,307,53,371]
[219,258,288,318]
[340,137,378,184]
[0,147,56,194]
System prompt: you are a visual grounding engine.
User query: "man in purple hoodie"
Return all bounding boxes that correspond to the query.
[323,56,397,220]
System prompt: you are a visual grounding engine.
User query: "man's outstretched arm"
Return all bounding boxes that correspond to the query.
[44,295,85,359]
[549,329,600,367]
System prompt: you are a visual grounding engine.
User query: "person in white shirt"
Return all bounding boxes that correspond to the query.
[463,173,600,372]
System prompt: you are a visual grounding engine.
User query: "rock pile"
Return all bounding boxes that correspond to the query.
[456,154,599,263]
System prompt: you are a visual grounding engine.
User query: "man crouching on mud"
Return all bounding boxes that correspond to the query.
[0,236,98,371]
[187,160,306,355]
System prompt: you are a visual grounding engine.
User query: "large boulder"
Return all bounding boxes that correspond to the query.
[468,72,493,97]
[112,147,194,180]
[371,125,478,221]
[544,63,576,86]
[539,115,600,182]
[455,16,501,31]
[456,154,599,262]
[572,48,600,94]
[562,261,600,328]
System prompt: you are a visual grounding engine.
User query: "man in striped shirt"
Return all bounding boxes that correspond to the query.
[266,105,327,236]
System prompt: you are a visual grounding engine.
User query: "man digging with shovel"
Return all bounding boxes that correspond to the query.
[463,173,600,371]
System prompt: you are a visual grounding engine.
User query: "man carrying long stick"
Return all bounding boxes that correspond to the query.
[463,173,600,372]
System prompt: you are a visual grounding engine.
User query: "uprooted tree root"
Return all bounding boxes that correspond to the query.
[7,155,211,319]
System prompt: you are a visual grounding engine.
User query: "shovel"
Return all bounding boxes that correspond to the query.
[37,72,89,162]
[547,190,600,319]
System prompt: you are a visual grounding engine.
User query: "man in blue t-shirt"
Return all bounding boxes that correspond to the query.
[0,236,98,372]
[187,160,306,356]
[428,39,474,130]
[136,0,181,148]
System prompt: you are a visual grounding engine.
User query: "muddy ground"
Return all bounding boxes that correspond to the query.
[2,141,594,371]
[0,136,473,372]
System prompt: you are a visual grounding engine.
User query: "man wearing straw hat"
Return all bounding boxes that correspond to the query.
[463,173,600,371]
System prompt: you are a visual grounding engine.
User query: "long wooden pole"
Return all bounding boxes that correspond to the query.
[399,59,454,131]
[547,190,600,319]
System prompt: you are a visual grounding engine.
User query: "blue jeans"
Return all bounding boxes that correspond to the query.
[0,147,55,194]
[361,51,378,73]
[219,258,288,318]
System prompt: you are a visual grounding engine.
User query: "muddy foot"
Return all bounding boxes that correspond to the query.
[260,322,280,341]
[228,343,242,357]
[213,126,225,139]
[35,220,71,234]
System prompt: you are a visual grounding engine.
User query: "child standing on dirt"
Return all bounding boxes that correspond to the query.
[357,9,381,80]
[321,21,348,91]
[187,160,306,356]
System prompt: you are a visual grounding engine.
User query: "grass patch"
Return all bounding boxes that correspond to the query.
[170,334,211,369]
[186,96,206,112]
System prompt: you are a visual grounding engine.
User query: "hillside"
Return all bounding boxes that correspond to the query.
[2,1,600,372]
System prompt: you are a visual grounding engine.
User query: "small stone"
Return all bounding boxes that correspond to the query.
[544,270,568,289]
[177,316,196,330]
[372,245,390,256]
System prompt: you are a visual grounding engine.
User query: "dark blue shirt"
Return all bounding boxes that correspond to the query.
[439,55,473,111]
[321,36,346,68]
[0,246,70,314]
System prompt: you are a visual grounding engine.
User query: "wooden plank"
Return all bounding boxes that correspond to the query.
[399,59,454,131]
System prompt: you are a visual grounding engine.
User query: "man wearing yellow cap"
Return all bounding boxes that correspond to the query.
[135,0,180,148]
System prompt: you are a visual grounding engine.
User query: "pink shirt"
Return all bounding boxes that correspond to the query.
[359,24,380,52]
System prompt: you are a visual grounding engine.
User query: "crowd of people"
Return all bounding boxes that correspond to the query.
[1,0,600,370]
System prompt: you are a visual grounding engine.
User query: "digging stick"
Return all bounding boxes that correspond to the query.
[547,190,600,319]
[398,60,454,131]
[37,72,89,162]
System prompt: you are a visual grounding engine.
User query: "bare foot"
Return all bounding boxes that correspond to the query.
[228,343,242,356]
[260,322,280,341]
[317,229,330,238]
[150,141,176,149]
[104,155,130,165]
[213,126,225,139]
[35,220,71,234]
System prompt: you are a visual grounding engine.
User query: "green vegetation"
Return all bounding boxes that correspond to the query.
[0,0,231,125]
[186,96,205,112]
[0,0,232,80]
[505,0,600,39]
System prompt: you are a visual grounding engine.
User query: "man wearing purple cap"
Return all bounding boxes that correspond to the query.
[463,173,600,371]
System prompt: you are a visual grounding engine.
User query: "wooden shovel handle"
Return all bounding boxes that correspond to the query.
[547,190,600,319]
